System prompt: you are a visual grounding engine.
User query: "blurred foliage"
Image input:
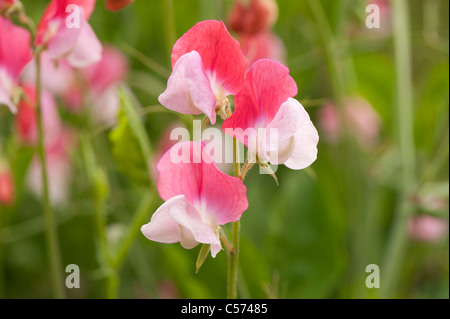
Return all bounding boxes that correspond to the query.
[0,0,448,299]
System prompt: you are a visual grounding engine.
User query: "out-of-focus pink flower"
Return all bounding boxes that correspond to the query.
[408,215,449,243]
[159,20,248,125]
[239,31,286,65]
[227,0,278,35]
[27,129,75,206]
[0,166,14,206]
[0,0,16,11]
[141,141,248,257]
[105,0,134,11]
[80,45,128,124]
[149,122,185,181]
[22,52,75,97]
[318,98,381,148]
[15,85,62,146]
[36,0,102,68]
[223,59,319,170]
[0,16,33,113]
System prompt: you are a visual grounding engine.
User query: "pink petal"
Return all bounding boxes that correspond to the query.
[223,59,297,142]
[283,99,319,170]
[159,51,216,124]
[157,141,248,225]
[171,20,248,95]
[82,45,127,93]
[227,0,278,35]
[240,31,286,65]
[36,0,96,46]
[261,98,301,164]
[63,20,102,68]
[0,16,33,81]
[141,195,222,257]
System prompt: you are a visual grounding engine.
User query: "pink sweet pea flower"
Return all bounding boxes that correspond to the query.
[36,0,102,68]
[0,16,33,113]
[223,59,319,170]
[105,0,134,11]
[141,141,248,257]
[0,0,16,11]
[27,129,75,206]
[227,0,278,35]
[239,31,286,65]
[318,98,381,148]
[80,45,128,124]
[15,85,62,146]
[408,215,449,243]
[0,166,14,207]
[159,20,248,124]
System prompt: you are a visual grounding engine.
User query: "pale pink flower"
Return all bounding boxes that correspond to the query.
[15,85,62,146]
[318,98,381,148]
[21,52,75,98]
[159,20,248,124]
[27,129,75,206]
[36,0,102,68]
[408,215,449,243]
[0,16,33,113]
[141,141,248,257]
[239,31,286,65]
[80,45,128,124]
[227,0,278,35]
[223,59,319,170]
[0,165,14,207]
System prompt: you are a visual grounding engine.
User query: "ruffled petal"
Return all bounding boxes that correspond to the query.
[0,17,33,81]
[283,99,319,170]
[157,141,248,225]
[159,51,216,124]
[171,20,248,95]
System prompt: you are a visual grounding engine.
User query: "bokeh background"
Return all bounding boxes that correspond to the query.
[0,0,448,299]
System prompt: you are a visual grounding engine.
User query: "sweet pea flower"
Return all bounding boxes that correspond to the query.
[227,0,278,35]
[15,85,62,145]
[79,45,128,124]
[105,0,134,11]
[27,128,75,206]
[240,31,286,65]
[36,0,102,68]
[408,215,449,243]
[0,165,14,207]
[141,141,248,257]
[223,59,319,170]
[318,98,381,148]
[159,20,248,124]
[0,16,33,113]
[0,0,16,12]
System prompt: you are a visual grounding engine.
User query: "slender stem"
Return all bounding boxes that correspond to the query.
[227,136,241,299]
[220,231,234,254]
[35,52,65,299]
[381,0,416,298]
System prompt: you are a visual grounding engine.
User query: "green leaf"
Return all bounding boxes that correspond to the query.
[195,244,211,274]
[109,88,152,186]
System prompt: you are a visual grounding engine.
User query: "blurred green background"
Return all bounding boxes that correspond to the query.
[0,0,448,299]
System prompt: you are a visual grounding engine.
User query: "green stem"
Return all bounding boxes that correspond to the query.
[112,189,156,270]
[162,0,176,62]
[227,137,241,299]
[381,0,416,298]
[36,52,65,299]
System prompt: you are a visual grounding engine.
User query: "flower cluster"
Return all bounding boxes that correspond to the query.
[141,20,319,258]
[1,0,130,205]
